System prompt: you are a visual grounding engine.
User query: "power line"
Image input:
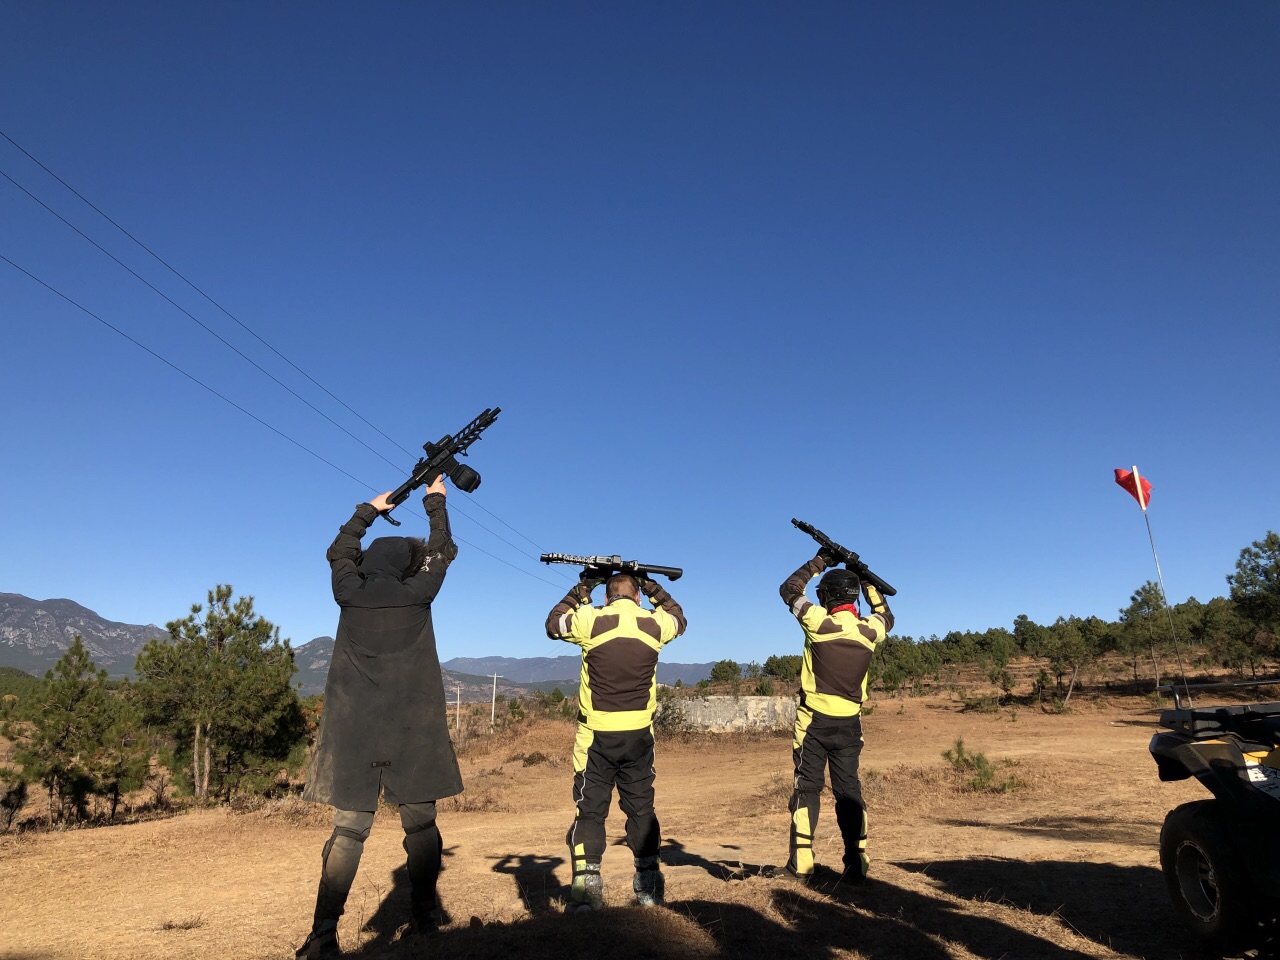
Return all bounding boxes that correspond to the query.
[1,253,567,591]
[0,127,414,458]
[0,152,564,577]
[0,164,408,472]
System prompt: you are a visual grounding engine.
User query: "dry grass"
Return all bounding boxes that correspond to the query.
[255,795,333,828]
[157,914,204,931]
[438,788,513,814]
[0,695,1217,960]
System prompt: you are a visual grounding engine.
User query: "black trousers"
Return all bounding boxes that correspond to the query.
[567,725,660,875]
[789,708,867,876]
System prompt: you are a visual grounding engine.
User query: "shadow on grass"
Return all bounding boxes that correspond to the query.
[491,852,566,915]
[662,837,769,881]
[937,815,1162,848]
[344,854,1207,960]
[893,858,1193,959]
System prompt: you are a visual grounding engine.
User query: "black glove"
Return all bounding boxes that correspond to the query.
[579,568,607,590]
[816,547,841,569]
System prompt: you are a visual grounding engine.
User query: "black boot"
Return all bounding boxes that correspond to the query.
[295,922,340,959]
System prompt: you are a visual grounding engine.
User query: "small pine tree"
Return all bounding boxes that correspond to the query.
[1,637,108,823]
[709,660,742,683]
[135,585,302,802]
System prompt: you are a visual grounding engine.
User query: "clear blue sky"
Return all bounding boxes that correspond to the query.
[2,2,1277,664]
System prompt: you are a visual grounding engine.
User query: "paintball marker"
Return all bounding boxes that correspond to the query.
[540,553,683,582]
[791,518,896,597]
[379,407,501,526]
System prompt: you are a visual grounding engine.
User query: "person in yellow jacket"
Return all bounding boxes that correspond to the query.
[545,571,686,912]
[778,549,893,883]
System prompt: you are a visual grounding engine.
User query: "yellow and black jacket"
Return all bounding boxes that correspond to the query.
[545,584,686,732]
[779,556,894,717]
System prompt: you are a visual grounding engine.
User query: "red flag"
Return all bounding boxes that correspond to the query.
[1114,467,1152,511]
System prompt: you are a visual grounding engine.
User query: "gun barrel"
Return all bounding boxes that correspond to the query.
[635,563,683,581]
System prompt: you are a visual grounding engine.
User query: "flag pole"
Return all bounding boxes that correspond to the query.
[1132,465,1193,707]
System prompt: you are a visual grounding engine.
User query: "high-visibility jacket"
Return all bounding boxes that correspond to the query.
[546,589,686,732]
[780,556,894,717]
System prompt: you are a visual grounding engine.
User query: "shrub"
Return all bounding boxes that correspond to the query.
[941,738,1021,793]
[753,678,775,697]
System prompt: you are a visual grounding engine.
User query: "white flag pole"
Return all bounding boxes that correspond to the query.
[1131,465,1192,706]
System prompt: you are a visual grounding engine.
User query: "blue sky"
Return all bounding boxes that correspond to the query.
[2,2,1277,664]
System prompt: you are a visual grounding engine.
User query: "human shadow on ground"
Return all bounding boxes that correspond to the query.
[349,845,458,957]
[491,852,566,915]
[661,836,770,881]
[344,854,1174,960]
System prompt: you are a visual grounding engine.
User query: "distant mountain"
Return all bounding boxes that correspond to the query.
[292,637,574,700]
[442,655,714,687]
[0,593,167,675]
[0,591,715,695]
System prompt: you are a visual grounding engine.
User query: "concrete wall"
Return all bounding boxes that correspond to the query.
[658,695,797,732]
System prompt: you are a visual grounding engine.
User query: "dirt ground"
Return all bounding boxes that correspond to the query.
[0,695,1233,960]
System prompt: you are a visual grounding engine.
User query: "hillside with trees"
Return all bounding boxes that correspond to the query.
[1,532,1277,831]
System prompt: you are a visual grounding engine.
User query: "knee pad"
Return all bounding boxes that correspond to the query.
[403,817,437,837]
[332,825,369,844]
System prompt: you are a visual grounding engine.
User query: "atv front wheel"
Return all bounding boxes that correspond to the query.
[1160,800,1265,955]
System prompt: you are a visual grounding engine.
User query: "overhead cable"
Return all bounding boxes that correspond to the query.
[0,156,564,578]
[0,253,566,590]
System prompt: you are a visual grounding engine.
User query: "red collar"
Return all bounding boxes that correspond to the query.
[830,602,860,616]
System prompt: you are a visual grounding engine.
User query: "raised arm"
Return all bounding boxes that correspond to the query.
[328,501,380,604]
[545,577,599,641]
[641,578,687,641]
[862,581,895,632]
[406,482,458,603]
[779,551,833,617]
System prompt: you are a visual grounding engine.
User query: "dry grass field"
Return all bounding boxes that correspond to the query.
[0,693,1250,960]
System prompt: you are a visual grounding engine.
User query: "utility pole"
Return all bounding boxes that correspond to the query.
[455,683,462,737]
[490,673,503,727]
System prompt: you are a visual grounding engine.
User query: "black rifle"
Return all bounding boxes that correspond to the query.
[379,407,501,526]
[791,518,896,597]
[540,553,683,582]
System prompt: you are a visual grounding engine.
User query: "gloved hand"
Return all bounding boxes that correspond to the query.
[816,547,841,569]
[577,569,605,600]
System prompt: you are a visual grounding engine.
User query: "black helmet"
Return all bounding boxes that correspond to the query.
[817,569,861,609]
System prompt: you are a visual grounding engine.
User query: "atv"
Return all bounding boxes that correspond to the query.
[1150,680,1280,955]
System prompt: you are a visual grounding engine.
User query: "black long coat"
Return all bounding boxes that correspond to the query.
[303,497,464,810]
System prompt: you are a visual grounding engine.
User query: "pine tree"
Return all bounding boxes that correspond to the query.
[134,585,302,802]
[1,637,108,823]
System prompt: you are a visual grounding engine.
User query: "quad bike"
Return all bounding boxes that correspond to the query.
[1150,680,1280,955]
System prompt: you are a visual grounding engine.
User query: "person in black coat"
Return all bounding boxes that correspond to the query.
[297,476,463,960]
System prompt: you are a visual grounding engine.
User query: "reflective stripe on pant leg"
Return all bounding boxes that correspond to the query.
[616,727,660,859]
[314,809,375,928]
[567,724,608,906]
[568,725,608,868]
[399,801,441,907]
[789,709,825,876]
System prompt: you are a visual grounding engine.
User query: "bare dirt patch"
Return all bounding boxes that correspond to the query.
[0,697,1216,959]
